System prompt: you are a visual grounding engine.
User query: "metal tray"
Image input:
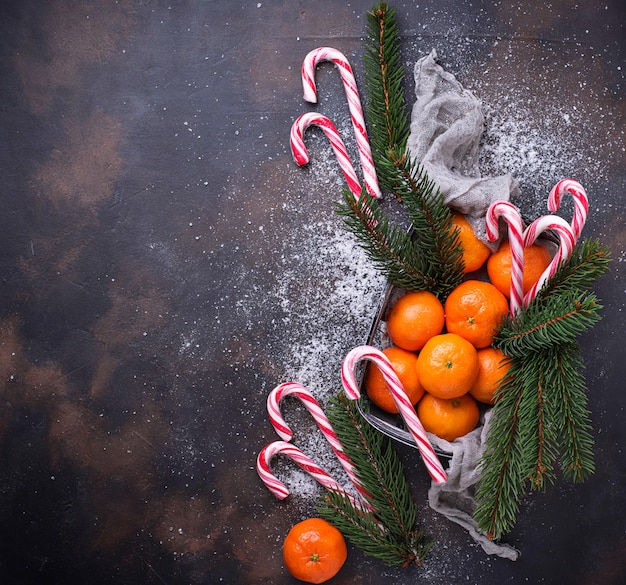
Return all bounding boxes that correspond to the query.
[355,225,558,455]
[355,280,454,457]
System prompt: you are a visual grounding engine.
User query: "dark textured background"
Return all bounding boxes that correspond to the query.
[1,1,624,583]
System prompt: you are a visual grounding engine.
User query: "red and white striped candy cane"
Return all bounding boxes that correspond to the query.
[485,201,525,315]
[547,178,589,240]
[257,440,364,509]
[341,346,448,485]
[523,214,577,306]
[267,382,369,500]
[290,112,363,200]
[301,47,381,199]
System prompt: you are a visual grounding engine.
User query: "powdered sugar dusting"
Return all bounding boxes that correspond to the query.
[241,138,385,497]
[430,38,623,223]
[248,23,623,575]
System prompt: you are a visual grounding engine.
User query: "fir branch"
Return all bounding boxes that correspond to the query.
[319,490,428,568]
[534,239,611,302]
[474,357,531,540]
[335,183,464,299]
[494,292,602,359]
[548,343,595,482]
[400,161,465,295]
[331,393,415,536]
[364,2,410,192]
[337,1,464,299]
[519,350,560,490]
[317,393,430,567]
[475,349,566,539]
[478,299,602,537]
[336,189,442,293]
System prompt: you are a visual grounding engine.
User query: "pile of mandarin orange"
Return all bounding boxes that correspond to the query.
[364,213,551,442]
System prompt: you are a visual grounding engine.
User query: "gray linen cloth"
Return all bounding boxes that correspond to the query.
[407,49,519,246]
[428,412,520,560]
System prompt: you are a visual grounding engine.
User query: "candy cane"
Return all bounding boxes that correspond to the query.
[523,214,577,306]
[547,178,589,240]
[341,346,448,484]
[302,47,381,199]
[290,112,363,200]
[267,382,369,500]
[257,440,365,510]
[486,201,525,315]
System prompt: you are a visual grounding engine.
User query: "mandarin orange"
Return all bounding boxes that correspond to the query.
[416,333,479,399]
[385,290,445,351]
[469,346,511,404]
[364,346,423,413]
[450,211,491,273]
[283,518,347,584]
[417,392,480,442]
[487,240,552,298]
[444,280,509,348]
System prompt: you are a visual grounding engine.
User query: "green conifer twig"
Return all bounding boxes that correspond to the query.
[475,246,610,539]
[337,3,464,299]
[494,292,602,359]
[317,393,430,567]
[534,239,611,301]
[364,2,410,193]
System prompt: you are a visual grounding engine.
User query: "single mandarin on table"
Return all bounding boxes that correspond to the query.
[386,290,445,351]
[487,240,552,298]
[444,280,509,348]
[283,518,347,584]
[416,333,479,399]
[469,346,512,404]
[417,392,480,442]
[364,346,424,413]
[450,211,491,273]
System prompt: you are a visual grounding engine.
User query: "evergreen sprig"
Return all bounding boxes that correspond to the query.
[534,239,611,301]
[401,164,466,295]
[336,188,439,292]
[474,244,610,540]
[364,2,411,193]
[336,186,463,298]
[543,342,595,483]
[317,393,431,567]
[474,341,596,539]
[494,291,602,359]
[335,2,465,299]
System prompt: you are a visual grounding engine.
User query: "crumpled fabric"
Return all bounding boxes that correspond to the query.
[407,49,520,560]
[407,49,519,246]
[427,410,520,560]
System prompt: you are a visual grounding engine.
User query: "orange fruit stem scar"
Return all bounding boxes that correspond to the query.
[283,518,347,584]
[416,333,479,399]
[444,280,509,348]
